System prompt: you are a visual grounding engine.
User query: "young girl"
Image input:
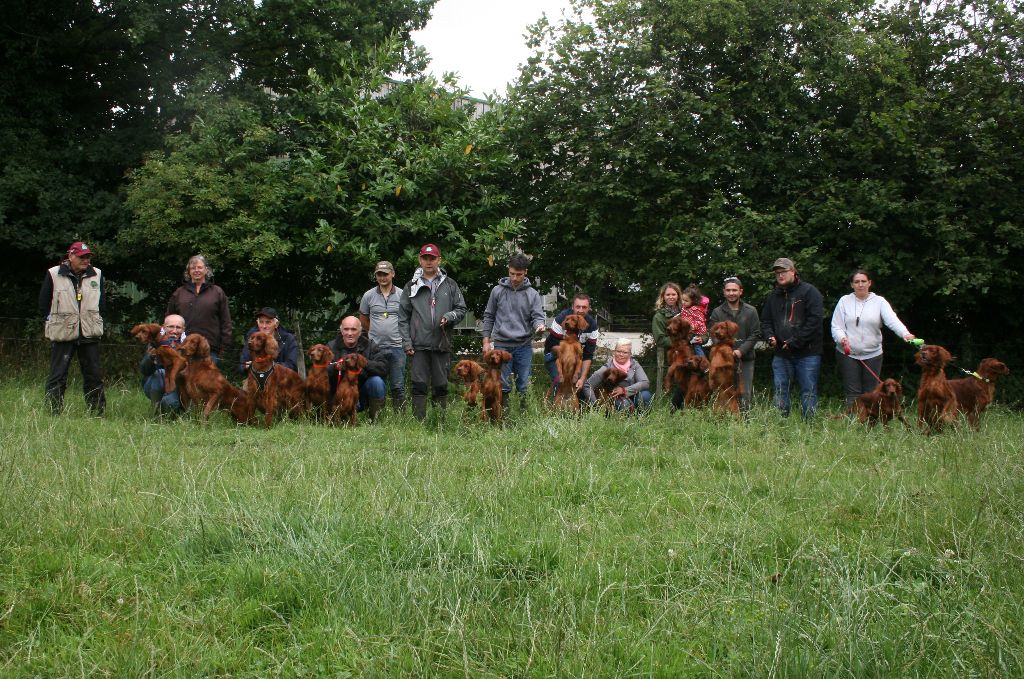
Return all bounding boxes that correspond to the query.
[678,285,710,356]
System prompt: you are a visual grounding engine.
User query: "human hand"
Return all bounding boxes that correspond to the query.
[574,376,585,390]
[535,324,546,334]
[405,348,415,356]
[439,316,448,327]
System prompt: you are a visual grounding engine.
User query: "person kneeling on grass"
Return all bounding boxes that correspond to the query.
[583,339,652,413]
[327,316,389,422]
[140,314,186,414]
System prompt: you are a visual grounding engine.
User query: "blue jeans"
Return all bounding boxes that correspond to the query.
[142,369,183,413]
[772,354,821,419]
[613,390,653,413]
[495,342,533,395]
[377,346,407,399]
[358,376,386,411]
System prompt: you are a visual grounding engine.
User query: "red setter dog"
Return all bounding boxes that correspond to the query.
[245,331,305,427]
[553,314,587,410]
[454,359,484,406]
[481,349,512,423]
[179,334,247,422]
[130,323,186,396]
[851,378,909,428]
[682,354,712,408]
[329,353,367,426]
[664,316,694,393]
[948,358,1009,430]
[915,344,958,433]
[305,343,334,418]
[708,321,740,415]
[592,367,627,413]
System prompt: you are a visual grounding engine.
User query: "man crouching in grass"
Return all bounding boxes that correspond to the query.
[141,314,186,415]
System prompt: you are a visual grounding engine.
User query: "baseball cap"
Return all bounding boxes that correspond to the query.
[255,307,279,320]
[772,257,795,271]
[68,241,93,257]
[374,260,395,274]
[419,243,441,257]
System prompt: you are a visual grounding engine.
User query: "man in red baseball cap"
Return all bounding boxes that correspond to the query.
[38,241,106,415]
[397,243,467,420]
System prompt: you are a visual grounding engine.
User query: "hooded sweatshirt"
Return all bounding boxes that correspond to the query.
[482,276,546,345]
[830,292,910,360]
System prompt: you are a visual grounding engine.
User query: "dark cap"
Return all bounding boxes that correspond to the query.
[772,257,795,271]
[68,241,93,257]
[255,307,278,320]
[419,243,441,258]
[374,260,395,274]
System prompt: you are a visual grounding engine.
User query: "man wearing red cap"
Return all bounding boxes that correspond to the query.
[38,241,106,415]
[397,243,467,420]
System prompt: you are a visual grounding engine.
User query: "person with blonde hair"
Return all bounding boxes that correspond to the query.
[652,282,683,396]
[584,339,652,412]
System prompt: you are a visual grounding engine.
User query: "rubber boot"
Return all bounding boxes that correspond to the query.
[412,395,428,421]
[432,394,448,414]
[368,398,385,423]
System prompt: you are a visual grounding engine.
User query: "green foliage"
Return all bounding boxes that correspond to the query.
[503,0,1024,332]
[2,382,1023,674]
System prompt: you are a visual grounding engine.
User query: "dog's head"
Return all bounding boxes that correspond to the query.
[916,344,952,369]
[307,343,333,364]
[130,323,162,344]
[484,349,513,367]
[562,313,587,335]
[977,358,1010,380]
[248,331,279,359]
[879,378,903,397]
[341,352,368,372]
[667,316,693,340]
[180,333,211,359]
[685,354,710,373]
[454,359,483,380]
[602,367,627,387]
[710,320,739,342]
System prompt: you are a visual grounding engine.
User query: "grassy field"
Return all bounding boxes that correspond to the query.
[1,379,1022,677]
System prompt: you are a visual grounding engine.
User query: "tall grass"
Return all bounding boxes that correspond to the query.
[1,380,1022,676]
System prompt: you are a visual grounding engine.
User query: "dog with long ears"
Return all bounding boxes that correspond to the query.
[305,343,334,418]
[245,330,305,427]
[851,378,909,427]
[948,358,1010,430]
[592,367,627,413]
[553,313,587,410]
[329,352,367,426]
[130,323,187,396]
[682,354,712,408]
[708,321,740,414]
[178,334,248,422]
[915,344,958,433]
[664,316,695,394]
[454,359,484,407]
[481,349,512,423]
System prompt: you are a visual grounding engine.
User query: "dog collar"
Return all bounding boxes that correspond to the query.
[311,362,331,369]
[249,362,275,391]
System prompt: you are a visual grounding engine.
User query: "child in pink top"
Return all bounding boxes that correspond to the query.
[678,285,709,356]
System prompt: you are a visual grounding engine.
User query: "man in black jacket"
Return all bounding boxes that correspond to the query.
[760,258,824,419]
[327,316,388,422]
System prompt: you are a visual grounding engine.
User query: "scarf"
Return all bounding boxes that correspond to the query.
[612,356,631,373]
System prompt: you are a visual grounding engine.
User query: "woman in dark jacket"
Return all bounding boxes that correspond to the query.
[166,254,233,364]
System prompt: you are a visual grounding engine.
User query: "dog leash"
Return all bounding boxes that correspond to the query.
[908,338,987,381]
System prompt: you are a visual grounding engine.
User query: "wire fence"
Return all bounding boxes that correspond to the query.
[2,316,1022,407]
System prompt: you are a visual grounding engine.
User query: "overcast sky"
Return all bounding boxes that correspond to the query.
[411,0,577,99]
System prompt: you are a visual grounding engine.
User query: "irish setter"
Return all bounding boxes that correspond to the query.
[851,378,909,428]
[481,349,512,423]
[708,321,740,414]
[245,331,305,427]
[305,344,334,419]
[130,323,186,395]
[179,334,248,422]
[454,359,484,406]
[682,354,712,408]
[915,344,958,433]
[329,353,367,426]
[592,367,627,413]
[664,316,695,393]
[553,313,587,410]
[948,358,1009,430]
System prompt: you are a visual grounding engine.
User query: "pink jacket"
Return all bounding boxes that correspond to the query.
[679,296,709,339]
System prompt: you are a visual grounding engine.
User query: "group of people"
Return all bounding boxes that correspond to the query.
[41,240,914,422]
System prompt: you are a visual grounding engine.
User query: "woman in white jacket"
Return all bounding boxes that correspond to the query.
[831,270,915,405]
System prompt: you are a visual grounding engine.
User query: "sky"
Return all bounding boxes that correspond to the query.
[411,0,578,99]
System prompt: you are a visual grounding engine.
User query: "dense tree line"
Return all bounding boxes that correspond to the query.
[3,0,1022,348]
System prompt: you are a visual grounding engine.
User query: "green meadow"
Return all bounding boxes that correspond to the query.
[1,381,1022,677]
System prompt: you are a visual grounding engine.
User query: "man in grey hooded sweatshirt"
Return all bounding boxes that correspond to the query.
[482,253,546,408]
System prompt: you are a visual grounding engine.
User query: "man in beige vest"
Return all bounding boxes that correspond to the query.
[38,241,106,415]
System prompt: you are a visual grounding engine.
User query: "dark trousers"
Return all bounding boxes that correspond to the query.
[836,351,883,406]
[409,350,451,397]
[46,340,105,414]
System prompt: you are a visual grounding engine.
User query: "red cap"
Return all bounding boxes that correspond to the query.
[419,243,441,257]
[68,241,93,257]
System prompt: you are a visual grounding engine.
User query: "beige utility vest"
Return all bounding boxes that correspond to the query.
[44,265,104,342]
